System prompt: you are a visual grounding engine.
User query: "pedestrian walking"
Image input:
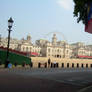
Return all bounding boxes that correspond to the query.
[48,58,51,68]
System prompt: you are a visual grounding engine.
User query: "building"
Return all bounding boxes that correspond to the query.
[17,35,41,56]
[0,35,41,56]
[38,34,71,58]
[0,34,92,58]
[71,42,92,58]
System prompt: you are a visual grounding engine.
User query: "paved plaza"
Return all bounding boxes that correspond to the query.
[6,68,92,87]
[1,68,92,92]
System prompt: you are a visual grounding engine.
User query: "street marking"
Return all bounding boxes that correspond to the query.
[77,85,92,92]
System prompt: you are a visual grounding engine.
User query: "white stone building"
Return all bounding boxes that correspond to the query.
[0,34,92,58]
[36,34,72,58]
[17,35,41,56]
[71,42,92,57]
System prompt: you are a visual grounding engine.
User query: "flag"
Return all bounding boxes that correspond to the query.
[85,3,92,34]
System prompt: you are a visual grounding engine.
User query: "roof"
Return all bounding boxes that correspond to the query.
[78,55,92,59]
[31,52,38,56]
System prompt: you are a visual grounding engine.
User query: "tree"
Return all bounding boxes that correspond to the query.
[73,0,91,25]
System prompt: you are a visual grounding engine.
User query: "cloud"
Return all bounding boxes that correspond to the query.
[57,0,73,10]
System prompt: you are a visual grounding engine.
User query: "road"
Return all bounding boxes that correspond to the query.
[7,68,92,87]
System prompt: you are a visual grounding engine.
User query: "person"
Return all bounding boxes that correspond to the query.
[48,58,51,68]
[14,62,17,67]
[8,63,12,68]
[54,61,57,68]
[22,61,26,67]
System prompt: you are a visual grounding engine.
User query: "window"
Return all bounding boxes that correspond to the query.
[67,50,68,53]
[57,49,59,52]
[57,55,59,58]
[26,47,28,52]
[30,47,31,51]
[23,47,25,51]
[48,54,50,56]
[48,48,50,52]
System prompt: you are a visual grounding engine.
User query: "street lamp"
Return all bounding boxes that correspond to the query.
[5,17,14,68]
[0,34,1,46]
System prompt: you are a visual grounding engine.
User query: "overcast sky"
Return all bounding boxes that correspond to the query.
[0,0,92,44]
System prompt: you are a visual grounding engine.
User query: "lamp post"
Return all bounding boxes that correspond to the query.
[0,34,1,46]
[5,17,14,68]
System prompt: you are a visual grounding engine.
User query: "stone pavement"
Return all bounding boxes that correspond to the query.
[77,86,92,92]
[0,69,81,92]
[7,68,92,87]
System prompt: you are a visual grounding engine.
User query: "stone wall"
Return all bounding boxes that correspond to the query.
[31,57,92,68]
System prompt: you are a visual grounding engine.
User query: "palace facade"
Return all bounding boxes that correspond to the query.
[0,34,92,58]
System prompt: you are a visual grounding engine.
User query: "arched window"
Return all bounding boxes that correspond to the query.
[67,50,68,53]
[23,47,25,51]
[30,47,31,51]
[48,48,50,52]
[26,47,28,52]
[57,49,59,52]
[57,55,59,58]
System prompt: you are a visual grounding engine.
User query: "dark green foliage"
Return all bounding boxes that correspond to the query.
[0,50,31,65]
[73,0,92,24]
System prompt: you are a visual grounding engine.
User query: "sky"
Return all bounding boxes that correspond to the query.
[0,0,92,44]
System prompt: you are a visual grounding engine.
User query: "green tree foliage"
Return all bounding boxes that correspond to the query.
[73,0,91,25]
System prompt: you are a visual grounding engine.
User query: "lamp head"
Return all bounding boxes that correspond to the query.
[8,17,14,29]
